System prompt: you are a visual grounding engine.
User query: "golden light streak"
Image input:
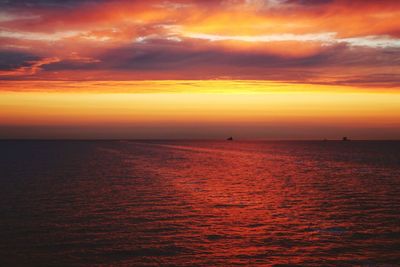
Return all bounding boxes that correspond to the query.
[1,81,399,128]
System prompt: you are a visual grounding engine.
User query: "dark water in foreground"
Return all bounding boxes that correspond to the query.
[1,140,400,266]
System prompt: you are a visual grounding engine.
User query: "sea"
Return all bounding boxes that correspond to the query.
[0,140,399,266]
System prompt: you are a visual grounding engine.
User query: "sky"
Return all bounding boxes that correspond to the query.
[0,0,399,139]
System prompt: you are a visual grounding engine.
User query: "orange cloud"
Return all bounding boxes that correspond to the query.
[0,0,399,85]
[0,57,60,77]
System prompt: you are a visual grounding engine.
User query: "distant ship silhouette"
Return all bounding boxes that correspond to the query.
[227,137,233,141]
[342,136,350,141]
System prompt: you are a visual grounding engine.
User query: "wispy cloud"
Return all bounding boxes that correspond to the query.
[0,0,399,86]
[0,56,60,76]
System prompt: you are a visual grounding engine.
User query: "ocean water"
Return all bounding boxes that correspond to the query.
[0,140,400,266]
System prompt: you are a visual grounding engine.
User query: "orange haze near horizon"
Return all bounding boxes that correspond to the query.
[0,81,399,139]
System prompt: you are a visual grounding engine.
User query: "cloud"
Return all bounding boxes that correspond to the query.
[184,32,336,43]
[0,0,399,87]
[284,0,333,5]
[0,29,84,41]
[0,0,105,8]
[0,50,60,77]
[25,38,396,86]
[0,50,39,70]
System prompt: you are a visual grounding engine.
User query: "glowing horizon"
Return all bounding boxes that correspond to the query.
[1,80,399,139]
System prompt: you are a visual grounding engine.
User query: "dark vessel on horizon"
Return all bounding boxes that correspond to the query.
[227,137,233,141]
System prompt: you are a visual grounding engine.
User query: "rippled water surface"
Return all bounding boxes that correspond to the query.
[1,140,400,266]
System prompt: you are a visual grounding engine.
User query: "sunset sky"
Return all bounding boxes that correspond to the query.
[0,0,399,139]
